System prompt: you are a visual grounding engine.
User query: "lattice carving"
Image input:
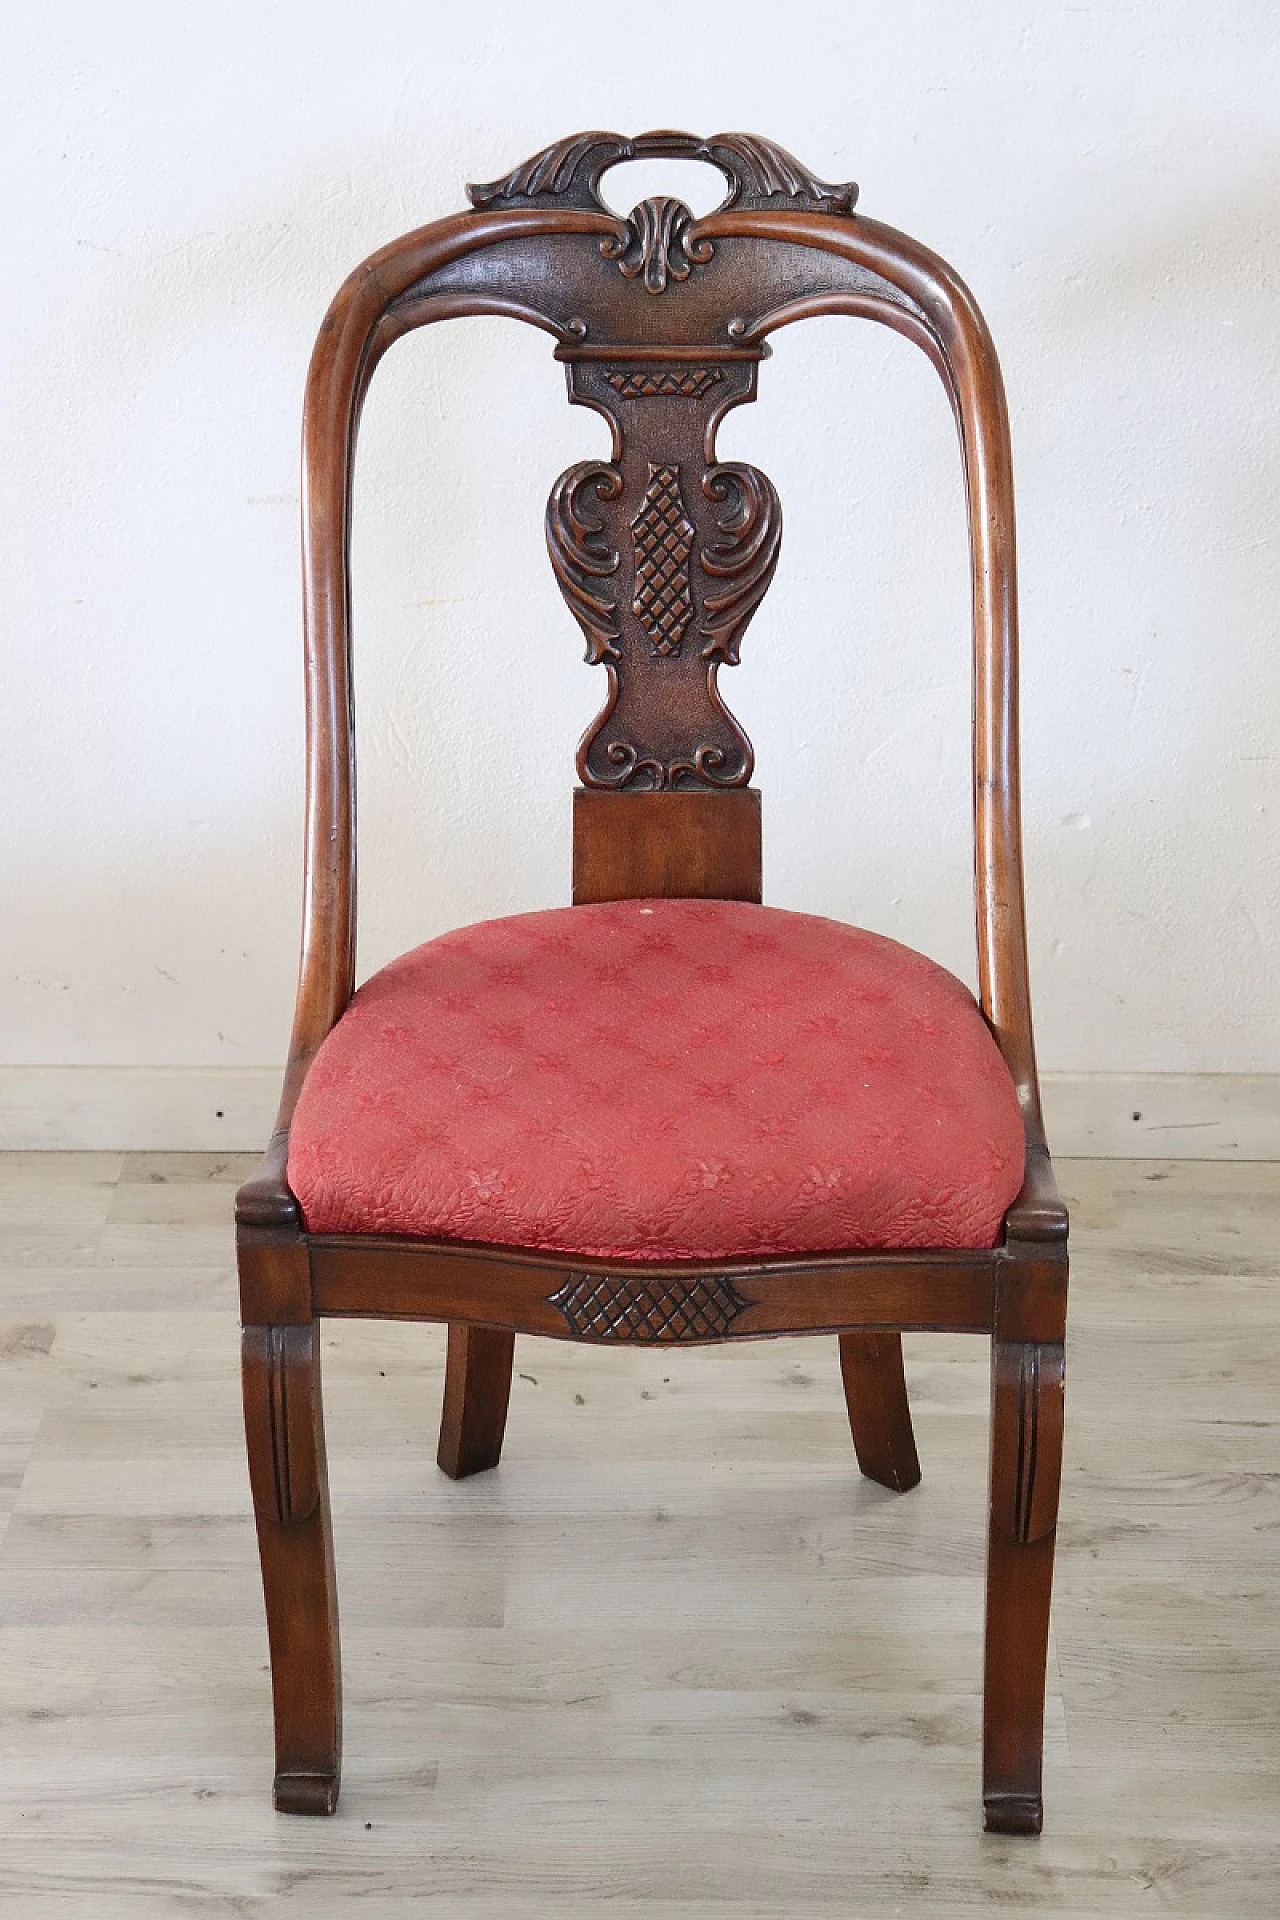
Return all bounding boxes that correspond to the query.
[606,369,724,399]
[548,359,775,790]
[548,1270,750,1342]
[632,464,696,656]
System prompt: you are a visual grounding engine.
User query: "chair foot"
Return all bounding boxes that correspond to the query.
[437,1324,515,1479]
[982,1338,1065,1835]
[274,1768,341,1816]
[838,1330,921,1491]
[983,1790,1043,1836]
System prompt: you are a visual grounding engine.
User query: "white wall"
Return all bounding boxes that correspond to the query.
[3,2,1278,1113]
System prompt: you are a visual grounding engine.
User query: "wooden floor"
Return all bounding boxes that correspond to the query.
[0,1155,1277,1916]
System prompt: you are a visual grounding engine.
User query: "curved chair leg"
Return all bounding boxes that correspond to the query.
[437,1324,516,1479]
[982,1339,1066,1834]
[242,1323,342,1814]
[838,1330,921,1492]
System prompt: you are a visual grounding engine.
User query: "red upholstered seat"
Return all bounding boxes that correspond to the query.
[289,899,1026,1260]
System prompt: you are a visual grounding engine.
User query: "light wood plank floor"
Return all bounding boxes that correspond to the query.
[0,1154,1277,1916]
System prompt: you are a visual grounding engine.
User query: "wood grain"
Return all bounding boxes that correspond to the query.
[572,787,762,904]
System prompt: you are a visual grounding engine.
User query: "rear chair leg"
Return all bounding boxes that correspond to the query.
[242,1322,342,1813]
[839,1330,922,1492]
[982,1338,1066,1834]
[437,1324,516,1479]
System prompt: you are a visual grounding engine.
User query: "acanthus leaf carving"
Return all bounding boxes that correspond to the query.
[468,130,631,210]
[699,464,783,664]
[704,132,858,214]
[546,462,624,665]
[467,129,857,220]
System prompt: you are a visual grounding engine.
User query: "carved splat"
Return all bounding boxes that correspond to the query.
[548,1270,750,1342]
[368,132,954,793]
[546,350,781,790]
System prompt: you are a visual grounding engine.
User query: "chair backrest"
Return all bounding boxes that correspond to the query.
[283,130,1044,1152]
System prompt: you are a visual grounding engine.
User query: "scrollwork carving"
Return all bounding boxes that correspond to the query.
[600,197,714,294]
[546,462,624,665]
[665,687,754,789]
[699,464,782,664]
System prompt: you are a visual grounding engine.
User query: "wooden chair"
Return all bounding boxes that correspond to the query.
[236,130,1068,1834]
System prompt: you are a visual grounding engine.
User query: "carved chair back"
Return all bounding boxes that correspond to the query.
[287,130,1042,1155]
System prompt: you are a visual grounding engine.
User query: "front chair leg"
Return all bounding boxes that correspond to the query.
[838,1330,922,1492]
[437,1324,516,1479]
[982,1338,1066,1834]
[242,1322,342,1814]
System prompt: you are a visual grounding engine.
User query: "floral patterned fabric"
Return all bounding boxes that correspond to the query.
[288,899,1026,1259]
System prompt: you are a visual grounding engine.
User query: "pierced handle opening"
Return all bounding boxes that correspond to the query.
[468,130,857,219]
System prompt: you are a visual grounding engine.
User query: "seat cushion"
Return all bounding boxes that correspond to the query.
[289,899,1026,1259]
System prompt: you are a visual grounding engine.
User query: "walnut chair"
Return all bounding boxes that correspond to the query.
[237,130,1069,1834]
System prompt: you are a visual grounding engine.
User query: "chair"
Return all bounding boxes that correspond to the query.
[236,129,1069,1835]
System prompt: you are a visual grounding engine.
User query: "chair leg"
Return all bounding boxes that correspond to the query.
[838,1330,921,1491]
[242,1323,342,1814]
[982,1339,1066,1834]
[437,1324,516,1479]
